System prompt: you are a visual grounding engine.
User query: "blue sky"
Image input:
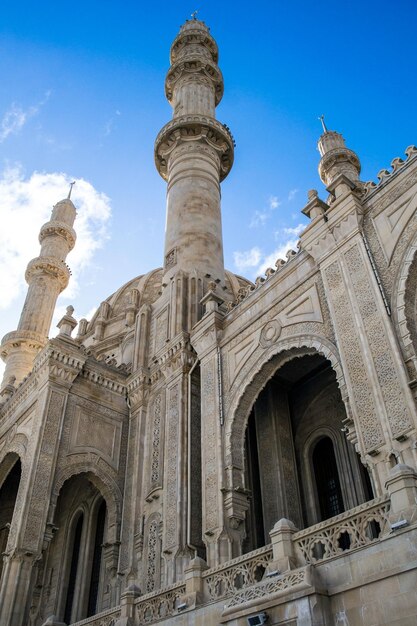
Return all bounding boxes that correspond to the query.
[1,0,416,368]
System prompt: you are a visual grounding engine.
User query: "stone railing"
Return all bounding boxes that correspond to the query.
[224,566,309,612]
[202,543,273,601]
[134,581,186,624]
[71,606,121,626]
[293,495,391,564]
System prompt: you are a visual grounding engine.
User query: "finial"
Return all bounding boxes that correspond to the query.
[67,181,76,199]
[318,115,328,133]
[191,9,199,19]
[57,305,77,338]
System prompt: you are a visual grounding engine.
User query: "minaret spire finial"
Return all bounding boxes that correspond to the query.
[68,181,76,199]
[191,9,199,19]
[319,114,328,133]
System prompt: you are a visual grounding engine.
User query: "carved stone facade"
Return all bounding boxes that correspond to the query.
[1,16,417,626]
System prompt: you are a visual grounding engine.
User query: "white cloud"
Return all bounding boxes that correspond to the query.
[233,247,262,271]
[249,195,281,228]
[250,210,268,228]
[288,188,298,201]
[256,237,300,276]
[281,223,306,238]
[233,233,304,279]
[0,164,111,310]
[102,110,122,138]
[269,195,280,209]
[0,91,51,143]
[0,105,28,142]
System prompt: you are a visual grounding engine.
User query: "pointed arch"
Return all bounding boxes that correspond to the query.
[225,334,347,471]
[51,462,121,542]
[393,232,417,372]
[0,434,28,487]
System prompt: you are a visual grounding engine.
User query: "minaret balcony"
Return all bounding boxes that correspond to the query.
[25,256,71,291]
[165,56,223,105]
[155,114,234,181]
[38,221,77,250]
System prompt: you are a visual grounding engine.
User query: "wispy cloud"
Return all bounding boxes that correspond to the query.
[288,188,298,201]
[249,195,281,228]
[0,164,111,310]
[102,109,121,138]
[250,210,269,228]
[233,247,262,271]
[233,222,307,279]
[269,195,280,209]
[0,91,51,143]
[279,223,306,238]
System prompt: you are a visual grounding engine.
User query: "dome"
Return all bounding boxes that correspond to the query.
[78,268,253,372]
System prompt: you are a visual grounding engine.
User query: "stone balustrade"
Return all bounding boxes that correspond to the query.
[71,606,121,626]
[292,495,391,564]
[134,582,186,624]
[202,544,273,601]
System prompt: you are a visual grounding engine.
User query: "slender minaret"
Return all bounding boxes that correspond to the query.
[1,192,77,388]
[155,17,234,285]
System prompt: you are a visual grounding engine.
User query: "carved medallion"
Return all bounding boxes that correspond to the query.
[259,320,282,348]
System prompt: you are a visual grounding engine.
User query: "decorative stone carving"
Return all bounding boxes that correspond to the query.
[344,244,414,438]
[165,248,177,269]
[323,259,385,452]
[23,390,66,550]
[144,513,162,593]
[372,184,417,263]
[201,359,219,534]
[259,320,282,348]
[150,394,163,488]
[164,384,179,550]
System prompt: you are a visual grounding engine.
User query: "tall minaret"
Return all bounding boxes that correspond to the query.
[155,17,234,285]
[1,192,77,388]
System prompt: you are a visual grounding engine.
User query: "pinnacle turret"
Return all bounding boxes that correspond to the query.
[318,127,361,187]
[1,194,77,388]
[155,18,234,285]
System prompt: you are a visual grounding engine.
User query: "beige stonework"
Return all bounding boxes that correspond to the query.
[1,16,417,626]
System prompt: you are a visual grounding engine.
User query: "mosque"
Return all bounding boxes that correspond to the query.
[1,16,417,626]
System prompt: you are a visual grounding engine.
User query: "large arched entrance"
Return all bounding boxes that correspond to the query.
[0,454,22,582]
[243,353,373,552]
[41,473,109,624]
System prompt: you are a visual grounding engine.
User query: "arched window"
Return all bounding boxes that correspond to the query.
[0,458,22,581]
[87,499,106,617]
[64,512,84,625]
[42,475,111,622]
[312,437,344,520]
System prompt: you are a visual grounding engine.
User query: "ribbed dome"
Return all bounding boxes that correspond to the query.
[78,268,253,372]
